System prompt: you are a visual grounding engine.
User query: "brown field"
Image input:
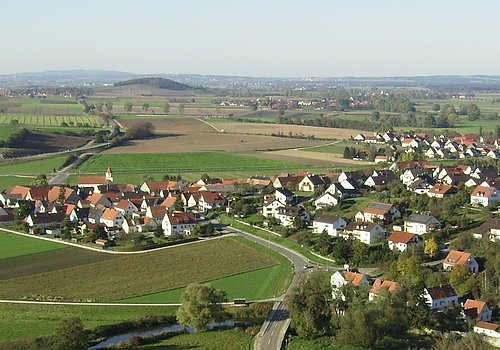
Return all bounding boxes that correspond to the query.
[212,121,364,140]
[257,149,372,167]
[107,118,328,154]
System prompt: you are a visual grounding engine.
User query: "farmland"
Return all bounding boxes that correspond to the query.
[0,155,67,175]
[78,152,307,174]
[0,303,177,341]
[0,113,102,127]
[0,237,285,302]
[0,232,66,260]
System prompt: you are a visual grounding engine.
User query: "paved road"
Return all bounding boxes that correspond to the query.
[224,225,329,350]
[49,152,96,185]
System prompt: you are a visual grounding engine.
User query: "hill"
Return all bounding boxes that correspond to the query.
[114,77,193,90]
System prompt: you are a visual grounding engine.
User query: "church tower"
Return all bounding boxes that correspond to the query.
[105,167,114,182]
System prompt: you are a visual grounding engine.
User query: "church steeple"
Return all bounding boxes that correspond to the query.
[105,167,113,182]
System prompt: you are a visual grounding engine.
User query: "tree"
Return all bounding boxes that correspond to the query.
[432,103,441,112]
[178,104,185,115]
[163,102,170,114]
[449,265,477,296]
[10,119,19,126]
[371,110,380,121]
[96,102,104,114]
[105,101,113,113]
[286,271,332,338]
[124,102,133,112]
[16,203,30,224]
[142,103,150,112]
[467,104,480,120]
[32,174,48,186]
[176,283,227,331]
[424,238,439,258]
[54,318,88,350]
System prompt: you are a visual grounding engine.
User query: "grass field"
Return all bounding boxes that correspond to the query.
[0,113,102,127]
[0,155,67,175]
[122,237,292,303]
[78,152,306,174]
[0,246,118,280]
[0,303,177,341]
[0,237,280,302]
[0,125,18,140]
[138,329,253,350]
[0,176,33,191]
[0,232,67,260]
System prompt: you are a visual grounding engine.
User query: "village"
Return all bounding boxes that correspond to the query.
[0,128,499,345]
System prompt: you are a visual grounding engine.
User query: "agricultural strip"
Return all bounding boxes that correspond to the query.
[78,152,307,173]
[0,155,68,175]
[0,237,280,301]
[0,231,67,260]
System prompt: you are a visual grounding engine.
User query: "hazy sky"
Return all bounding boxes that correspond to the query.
[1,0,499,77]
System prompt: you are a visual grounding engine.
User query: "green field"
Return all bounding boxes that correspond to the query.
[122,238,292,302]
[0,237,281,302]
[78,152,305,173]
[138,329,253,350]
[0,155,67,175]
[0,303,177,341]
[0,176,33,192]
[0,113,102,127]
[0,125,18,141]
[0,232,67,260]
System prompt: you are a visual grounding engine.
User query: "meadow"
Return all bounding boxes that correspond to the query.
[0,113,102,127]
[0,231,66,260]
[0,303,177,341]
[78,152,306,174]
[0,155,68,175]
[0,237,283,302]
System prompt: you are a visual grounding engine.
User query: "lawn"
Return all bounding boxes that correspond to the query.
[0,237,280,301]
[0,231,67,260]
[138,329,253,350]
[0,175,33,192]
[0,125,18,141]
[0,155,68,175]
[77,152,304,173]
[0,303,177,341]
[122,237,292,303]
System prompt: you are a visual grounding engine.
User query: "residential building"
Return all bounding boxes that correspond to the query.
[369,279,399,301]
[355,202,401,224]
[344,221,386,244]
[314,192,339,209]
[387,231,420,252]
[443,250,479,273]
[422,285,458,309]
[463,299,492,323]
[162,211,196,236]
[312,215,347,236]
[470,185,500,207]
[404,214,441,235]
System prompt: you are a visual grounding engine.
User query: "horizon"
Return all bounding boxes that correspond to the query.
[1,0,499,77]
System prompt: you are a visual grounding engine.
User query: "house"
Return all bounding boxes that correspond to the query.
[160,197,177,212]
[275,206,311,227]
[78,168,113,191]
[122,219,139,234]
[87,193,113,208]
[313,215,347,236]
[369,279,399,301]
[162,211,196,236]
[404,214,441,235]
[331,270,368,299]
[140,180,178,196]
[275,188,294,204]
[325,183,362,199]
[355,202,401,224]
[198,191,226,211]
[364,174,396,188]
[463,299,492,323]
[422,284,458,309]
[374,155,388,163]
[262,199,285,218]
[68,207,90,223]
[443,250,479,273]
[387,231,420,252]
[24,212,66,229]
[145,205,168,224]
[100,208,125,228]
[114,199,139,217]
[298,175,329,192]
[344,221,386,244]
[427,184,456,198]
[353,133,366,141]
[472,218,500,242]
[470,185,500,207]
[272,175,302,189]
[88,207,103,224]
[408,177,435,194]
[0,211,15,226]
[314,192,339,209]
[473,322,500,339]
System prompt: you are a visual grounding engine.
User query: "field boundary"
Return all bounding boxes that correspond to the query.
[196,117,224,132]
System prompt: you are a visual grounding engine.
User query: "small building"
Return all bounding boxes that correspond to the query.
[470,185,500,207]
[312,215,347,236]
[422,284,458,309]
[162,211,196,236]
[368,278,399,301]
[100,208,125,228]
[344,221,386,245]
[427,184,456,198]
[404,214,441,235]
[331,270,368,299]
[463,299,492,323]
[298,175,329,192]
[443,250,479,273]
[355,202,401,224]
[387,231,420,252]
[314,192,339,209]
[473,321,500,339]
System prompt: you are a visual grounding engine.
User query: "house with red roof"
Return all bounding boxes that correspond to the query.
[331,270,369,300]
[100,208,125,228]
[443,250,479,273]
[463,299,492,323]
[387,231,420,252]
[369,278,399,301]
[470,185,500,207]
[427,184,456,198]
[355,202,401,224]
[115,199,139,217]
[162,211,196,236]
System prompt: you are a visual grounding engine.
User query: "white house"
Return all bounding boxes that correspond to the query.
[355,202,401,224]
[100,208,125,228]
[330,270,368,299]
[275,188,294,204]
[313,215,347,236]
[262,199,285,218]
[422,284,458,309]
[404,214,441,235]
[463,299,492,323]
[470,185,500,207]
[443,250,479,273]
[162,211,196,236]
[314,192,339,209]
[387,231,420,252]
[114,199,139,217]
[344,221,386,244]
[274,206,311,227]
[473,322,500,339]
[298,175,328,192]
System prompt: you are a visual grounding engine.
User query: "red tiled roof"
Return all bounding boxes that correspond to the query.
[475,321,499,331]
[444,250,472,267]
[387,231,416,244]
[370,278,399,295]
[344,271,366,287]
